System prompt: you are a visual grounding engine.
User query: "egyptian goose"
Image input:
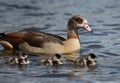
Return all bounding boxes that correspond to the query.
[74,53,97,68]
[38,54,63,66]
[6,52,30,65]
[0,15,92,61]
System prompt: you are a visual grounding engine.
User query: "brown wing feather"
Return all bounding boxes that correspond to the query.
[6,32,25,38]
[1,32,25,47]
[23,32,66,48]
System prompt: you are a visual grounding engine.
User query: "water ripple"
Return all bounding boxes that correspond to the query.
[64,13,72,16]
[86,44,104,49]
[24,12,56,17]
[0,2,40,10]
[20,27,41,32]
[82,41,101,44]
[101,52,119,56]
[28,73,74,78]
[105,5,119,9]
[103,23,120,27]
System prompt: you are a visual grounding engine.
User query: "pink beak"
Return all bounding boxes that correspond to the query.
[84,24,93,32]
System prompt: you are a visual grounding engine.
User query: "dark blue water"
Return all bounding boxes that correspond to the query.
[0,0,120,83]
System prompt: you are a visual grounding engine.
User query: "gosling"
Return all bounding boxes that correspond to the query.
[38,54,63,66]
[6,52,30,65]
[74,53,97,68]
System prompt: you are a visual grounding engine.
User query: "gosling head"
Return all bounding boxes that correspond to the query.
[18,52,30,65]
[52,54,63,65]
[87,53,96,61]
[86,53,97,67]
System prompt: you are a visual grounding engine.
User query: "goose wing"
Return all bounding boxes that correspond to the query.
[23,32,66,48]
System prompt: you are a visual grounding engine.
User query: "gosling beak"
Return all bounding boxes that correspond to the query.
[84,24,93,33]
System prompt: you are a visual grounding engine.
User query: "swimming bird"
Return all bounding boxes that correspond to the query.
[0,15,92,61]
[38,54,63,66]
[74,53,97,68]
[6,52,30,65]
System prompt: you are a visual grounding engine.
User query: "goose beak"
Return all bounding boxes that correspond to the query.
[84,24,93,33]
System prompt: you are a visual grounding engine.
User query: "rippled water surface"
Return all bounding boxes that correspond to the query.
[0,0,120,83]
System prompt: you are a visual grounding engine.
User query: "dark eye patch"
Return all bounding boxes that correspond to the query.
[74,17,83,24]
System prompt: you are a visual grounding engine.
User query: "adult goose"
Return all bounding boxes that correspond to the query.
[0,15,92,61]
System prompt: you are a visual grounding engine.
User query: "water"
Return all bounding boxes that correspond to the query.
[0,0,120,83]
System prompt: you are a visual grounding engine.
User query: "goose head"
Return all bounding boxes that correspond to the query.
[67,15,92,32]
